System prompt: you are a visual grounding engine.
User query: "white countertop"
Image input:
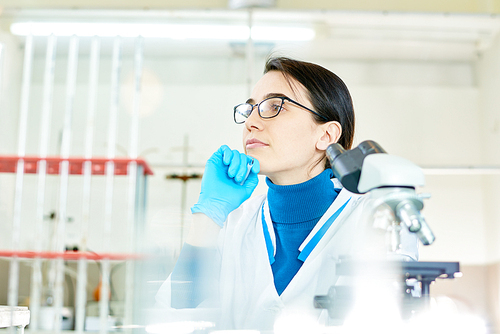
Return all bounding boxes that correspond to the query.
[0,306,30,328]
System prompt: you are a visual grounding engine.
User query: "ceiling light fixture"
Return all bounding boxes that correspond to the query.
[10,22,315,41]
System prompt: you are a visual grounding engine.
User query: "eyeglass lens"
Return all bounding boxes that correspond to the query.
[259,98,283,118]
[234,97,284,124]
[234,104,252,123]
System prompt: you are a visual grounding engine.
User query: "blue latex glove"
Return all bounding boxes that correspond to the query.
[191,145,260,227]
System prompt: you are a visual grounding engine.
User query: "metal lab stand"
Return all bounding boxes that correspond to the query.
[0,306,30,333]
[2,33,148,333]
[0,156,152,332]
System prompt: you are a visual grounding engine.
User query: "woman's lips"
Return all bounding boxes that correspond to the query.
[246,138,268,149]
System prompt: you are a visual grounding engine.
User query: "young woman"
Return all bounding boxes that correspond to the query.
[156,57,418,330]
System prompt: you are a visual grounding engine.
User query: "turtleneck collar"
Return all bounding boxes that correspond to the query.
[265,169,337,224]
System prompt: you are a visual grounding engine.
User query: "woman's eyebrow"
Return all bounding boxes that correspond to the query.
[264,92,288,99]
[246,93,288,104]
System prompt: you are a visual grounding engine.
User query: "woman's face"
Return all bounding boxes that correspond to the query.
[243,71,331,185]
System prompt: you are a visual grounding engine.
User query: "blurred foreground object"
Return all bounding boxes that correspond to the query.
[0,306,30,333]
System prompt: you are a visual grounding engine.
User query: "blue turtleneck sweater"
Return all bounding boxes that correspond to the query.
[266,168,339,295]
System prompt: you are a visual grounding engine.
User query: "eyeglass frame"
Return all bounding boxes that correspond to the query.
[233,95,329,124]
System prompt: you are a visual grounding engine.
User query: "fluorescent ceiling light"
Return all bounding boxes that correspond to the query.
[10,22,315,41]
[252,26,314,41]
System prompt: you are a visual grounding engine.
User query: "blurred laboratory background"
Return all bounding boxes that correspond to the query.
[1,0,500,332]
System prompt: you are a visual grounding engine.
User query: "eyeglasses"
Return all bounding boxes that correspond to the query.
[233,96,328,124]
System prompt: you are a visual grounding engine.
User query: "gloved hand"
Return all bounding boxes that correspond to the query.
[191,145,260,227]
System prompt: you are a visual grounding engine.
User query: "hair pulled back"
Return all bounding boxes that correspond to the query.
[264,57,355,152]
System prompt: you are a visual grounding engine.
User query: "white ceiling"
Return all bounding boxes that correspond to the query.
[2,8,500,61]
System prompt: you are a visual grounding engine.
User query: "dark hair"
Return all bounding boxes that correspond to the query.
[264,57,355,169]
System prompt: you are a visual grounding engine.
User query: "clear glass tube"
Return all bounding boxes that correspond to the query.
[59,35,79,160]
[84,36,101,161]
[54,35,79,334]
[7,259,20,334]
[12,33,34,250]
[75,35,101,334]
[106,36,121,160]
[125,36,144,328]
[0,44,4,108]
[39,34,57,159]
[245,8,254,97]
[30,34,57,330]
[99,259,111,334]
[129,36,143,160]
[99,35,121,334]
[16,34,33,157]
[8,35,34,334]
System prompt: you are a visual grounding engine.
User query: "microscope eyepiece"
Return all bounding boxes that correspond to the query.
[326,141,386,194]
[326,143,346,162]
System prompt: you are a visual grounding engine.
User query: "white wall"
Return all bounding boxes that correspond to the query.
[352,63,488,265]
[478,30,500,264]
[0,29,496,268]
[317,59,487,264]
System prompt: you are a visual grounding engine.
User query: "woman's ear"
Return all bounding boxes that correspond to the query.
[316,121,342,151]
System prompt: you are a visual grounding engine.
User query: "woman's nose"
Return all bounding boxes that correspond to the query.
[245,107,263,130]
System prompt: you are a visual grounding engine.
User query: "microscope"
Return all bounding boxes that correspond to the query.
[314,140,460,322]
[327,140,434,248]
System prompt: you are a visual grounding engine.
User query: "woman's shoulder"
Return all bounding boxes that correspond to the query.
[244,193,267,206]
[220,194,267,246]
[227,193,266,221]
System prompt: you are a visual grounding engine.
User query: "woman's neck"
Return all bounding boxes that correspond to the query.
[266,163,326,186]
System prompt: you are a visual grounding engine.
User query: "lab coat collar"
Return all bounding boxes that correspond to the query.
[261,179,358,266]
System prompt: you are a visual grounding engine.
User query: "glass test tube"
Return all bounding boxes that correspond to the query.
[8,34,33,334]
[0,44,4,107]
[53,35,79,334]
[124,36,144,328]
[75,35,101,334]
[246,8,255,97]
[30,33,57,331]
[99,36,122,334]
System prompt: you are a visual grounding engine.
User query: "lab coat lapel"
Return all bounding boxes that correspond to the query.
[280,188,363,301]
[298,188,356,257]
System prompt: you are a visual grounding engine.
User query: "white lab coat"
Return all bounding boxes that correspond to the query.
[155,179,419,330]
